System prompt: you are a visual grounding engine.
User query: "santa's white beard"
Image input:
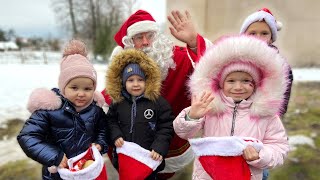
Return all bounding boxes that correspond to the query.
[141,47,175,80]
[123,33,176,80]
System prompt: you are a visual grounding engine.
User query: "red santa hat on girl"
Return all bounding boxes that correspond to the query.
[189,136,263,180]
[240,8,282,42]
[114,10,159,48]
[116,141,162,180]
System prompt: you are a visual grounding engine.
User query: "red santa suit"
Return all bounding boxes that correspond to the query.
[101,10,211,178]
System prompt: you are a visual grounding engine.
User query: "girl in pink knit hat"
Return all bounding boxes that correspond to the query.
[173,35,290,180]
[17,40,108,180]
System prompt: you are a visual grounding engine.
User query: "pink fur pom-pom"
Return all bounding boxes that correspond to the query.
[27,88,62,113]
[94,91,106,108]
[63,39,88,57]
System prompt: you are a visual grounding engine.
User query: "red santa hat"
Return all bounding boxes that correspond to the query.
[240,8,282,42]
[116,141,162,180]
[114,10,159,48]
[189,136,263,180]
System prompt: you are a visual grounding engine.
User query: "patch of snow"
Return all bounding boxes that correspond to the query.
[288,135,315,151]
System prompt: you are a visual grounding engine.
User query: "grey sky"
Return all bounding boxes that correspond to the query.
[0,0,165,38]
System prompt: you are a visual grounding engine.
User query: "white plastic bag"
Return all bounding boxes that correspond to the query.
[58,146,106,180]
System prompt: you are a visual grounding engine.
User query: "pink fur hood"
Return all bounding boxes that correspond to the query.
[27,88,106,113]
[189,35,290,117]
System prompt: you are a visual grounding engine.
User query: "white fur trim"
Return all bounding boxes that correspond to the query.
[159,146,195,173]
[189,36,288,117]
[110,46,123,61]
[189,136,263,156]
[186,38,213,68]
[102,103,109,114]
[127,21,159,38]
[58,146,104,180]
[240,11,278,42]
[116,141,162,170]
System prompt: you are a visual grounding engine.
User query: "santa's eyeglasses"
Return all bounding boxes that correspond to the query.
[132,32,155,43]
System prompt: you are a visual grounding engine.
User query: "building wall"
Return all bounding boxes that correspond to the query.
[166,0,320,67]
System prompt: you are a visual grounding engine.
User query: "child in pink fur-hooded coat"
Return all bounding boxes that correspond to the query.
[173,36,290,180]
[17,40,108,180]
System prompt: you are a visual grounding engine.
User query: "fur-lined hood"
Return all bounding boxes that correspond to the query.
[189,35,290,117]
[105,49,161,103]
[27,88,105,113]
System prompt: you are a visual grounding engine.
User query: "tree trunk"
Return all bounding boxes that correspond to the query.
[68,0,78,37]
[89,0,97,57]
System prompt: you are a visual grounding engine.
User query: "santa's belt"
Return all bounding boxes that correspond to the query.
[166,142,190,158]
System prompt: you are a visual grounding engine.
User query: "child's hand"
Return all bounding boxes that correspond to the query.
[115,137,124,147]
[150,150,163,161]
[92,143,102,151]
[189,91,215,119]
[242,145,259,161]
[58,154,68,168]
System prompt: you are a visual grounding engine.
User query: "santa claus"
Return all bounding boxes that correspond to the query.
[102,9,212,179]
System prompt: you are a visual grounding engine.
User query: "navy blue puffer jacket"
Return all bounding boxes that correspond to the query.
[17,88,108,180]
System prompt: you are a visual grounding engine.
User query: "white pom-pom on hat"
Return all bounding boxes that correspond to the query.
[276,21,283,31]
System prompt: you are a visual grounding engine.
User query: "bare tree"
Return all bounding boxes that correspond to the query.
[51,0,139,60]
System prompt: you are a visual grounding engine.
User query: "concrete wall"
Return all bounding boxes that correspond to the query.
[166,0,320,67]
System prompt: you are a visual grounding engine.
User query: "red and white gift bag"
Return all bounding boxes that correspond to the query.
[58,145,107,180]
[189,136,263,180]
[116,141,162,180]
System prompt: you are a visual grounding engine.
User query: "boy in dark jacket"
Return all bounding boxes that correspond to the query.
[105,49,174,180]
[17,40,108,180]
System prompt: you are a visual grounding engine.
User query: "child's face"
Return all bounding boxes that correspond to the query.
[245,21,272,44]
[223,72,255,102]
[125,75,146,97]
[64,77,95,108]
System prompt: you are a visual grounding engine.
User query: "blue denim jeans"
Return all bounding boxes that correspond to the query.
[262,169,269,180]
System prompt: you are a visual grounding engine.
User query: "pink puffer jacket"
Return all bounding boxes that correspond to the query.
[174,95,289,180]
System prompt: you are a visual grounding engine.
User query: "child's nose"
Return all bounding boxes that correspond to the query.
[78,91,85,96]
[234,82,242,89]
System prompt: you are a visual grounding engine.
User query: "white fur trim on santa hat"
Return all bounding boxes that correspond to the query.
[189,136,263,157]
[58,146,104,180]
[127,20,159,38]
[116,141,162,170]
[240,11,279,42]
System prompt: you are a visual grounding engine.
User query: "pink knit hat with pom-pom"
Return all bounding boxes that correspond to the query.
[58,40,97,94]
